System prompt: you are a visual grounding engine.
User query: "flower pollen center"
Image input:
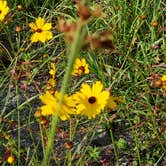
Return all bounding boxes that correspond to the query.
[78,66,85,73]
[36,28,42,33]
[88,96,96,104]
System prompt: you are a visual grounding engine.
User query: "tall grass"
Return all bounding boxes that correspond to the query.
[0,0,165,165]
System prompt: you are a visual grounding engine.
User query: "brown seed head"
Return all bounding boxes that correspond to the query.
[57,18,71,33]
[64,141,73,149]
[77,4,91,20]
[153,79,162,88]
[16,25,22,32]
[40,116,48,125]
[34,110,42,118]
[91,7,102,17]
[73,0,81,4]
[115,6,121,10]
[17,5,23,11]
[151,21,158,27]
[151,45,160,50]
[162,80,166,86]
[138,15,147,20]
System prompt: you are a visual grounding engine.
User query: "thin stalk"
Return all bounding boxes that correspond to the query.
[124,106,141,165]
[41,20,86,166]
[109,129,119,166]
[16,85,21,166]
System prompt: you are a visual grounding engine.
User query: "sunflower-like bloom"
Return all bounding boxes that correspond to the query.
[39,91,76,120]
[39,91,57,115]
[54,91,76,120]
[72,58,89,76]
[75,81,109,119]
[29,17,53,43]
[0,1,9,21]
[161,75,166,90]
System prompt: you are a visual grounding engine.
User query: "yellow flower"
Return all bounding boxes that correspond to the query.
[0,0,9,21]
[54,91,76,120]
[49,62,56,78]
[39,91,57,115]
[39,91,76,120]
[72,58,89,76]
[7,155,15,164]
[47,78,56,89]
[29,17,53,43]
[75,81,109,119]
[47,63,56,90]
[161,75,166,90]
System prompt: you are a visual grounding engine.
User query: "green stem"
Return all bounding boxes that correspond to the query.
[109,129,119,166]
[41,20,86,166]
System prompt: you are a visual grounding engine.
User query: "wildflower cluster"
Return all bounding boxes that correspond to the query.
[37,0,121,121]
[39,91,76,120]
[39,81,112,120]
[0,0,165,165]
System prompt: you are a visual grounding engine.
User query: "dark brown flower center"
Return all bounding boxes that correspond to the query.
[36,28,42,33]
[0,10,2,14]
[78,66,85,73]
[88,96,96,104]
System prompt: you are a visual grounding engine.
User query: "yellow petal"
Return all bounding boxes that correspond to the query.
[46,31,53,40]
[30,33,39,43]
[43,23,52,30]
[39,91,56,104]
[92,81,103,94]
[49,69,55,75]
[41,105,55,115]
[161,75,166,81]
[38,31,52,42]
[76,58,81,66]
[36,17,45,29]
[81,58,86,65]
[81,83,92,97]
[60,114,68,121]
[38,32,47,42]
[29,22,37,31]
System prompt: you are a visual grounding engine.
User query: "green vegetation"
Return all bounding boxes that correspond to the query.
[0,0,165,165]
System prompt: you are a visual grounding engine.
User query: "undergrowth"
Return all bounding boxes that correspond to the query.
[0,0,165,165]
